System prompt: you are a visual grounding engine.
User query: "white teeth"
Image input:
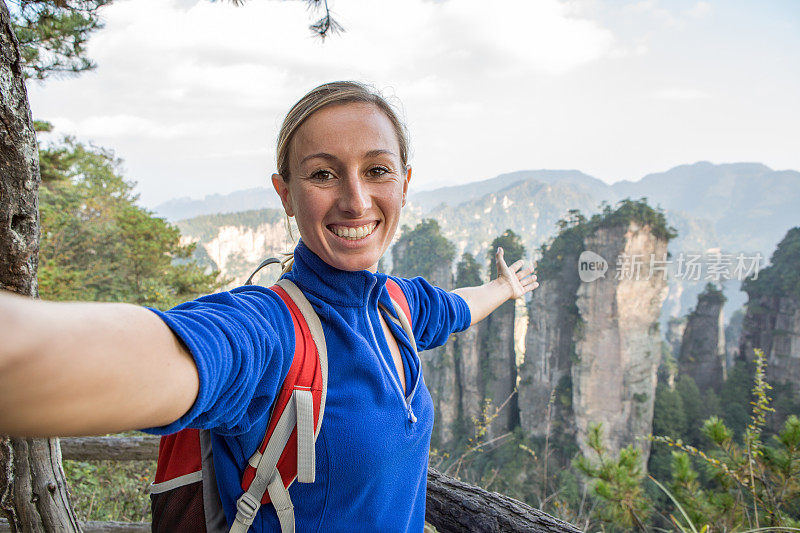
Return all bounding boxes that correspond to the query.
[332,223,376,240]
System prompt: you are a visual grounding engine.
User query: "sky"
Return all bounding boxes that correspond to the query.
[26,0,800,208]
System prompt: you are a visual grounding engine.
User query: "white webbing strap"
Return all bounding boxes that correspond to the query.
[295,389,315,483]
[267,468,295,533]
[230,391,298,533]
[230,279,328,533]
[276,278,329,436]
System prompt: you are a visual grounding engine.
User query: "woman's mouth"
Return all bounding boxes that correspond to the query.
[328,222,378,240]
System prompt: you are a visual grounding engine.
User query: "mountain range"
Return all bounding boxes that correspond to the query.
[165,162,800,323]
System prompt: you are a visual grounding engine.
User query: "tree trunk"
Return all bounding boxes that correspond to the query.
[0,1,81,530]
[426,468,580,533]
[60,436,159,462]
[59,436,582,531]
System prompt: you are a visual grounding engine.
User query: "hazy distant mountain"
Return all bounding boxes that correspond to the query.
[609,162,799,253]
[155,187,283,221]
[415,178,601,263]
[405,161,798,255]
[171,162,799,320]
[409,169,614,212]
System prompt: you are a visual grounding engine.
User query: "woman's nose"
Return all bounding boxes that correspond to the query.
[338,173,370,216]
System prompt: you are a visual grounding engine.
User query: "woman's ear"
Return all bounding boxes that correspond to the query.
[402,165,412,207]
[272,173,294,217]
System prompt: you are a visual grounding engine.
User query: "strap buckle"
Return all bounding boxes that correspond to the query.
[235,492,261,525]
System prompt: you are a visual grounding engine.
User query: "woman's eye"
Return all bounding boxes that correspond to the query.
[310,170,334,181]
[368,166,389,178]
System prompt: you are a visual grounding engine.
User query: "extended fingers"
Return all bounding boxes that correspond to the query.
[507,259,524,273]
[516,265,535,279]
[518,266,539,293]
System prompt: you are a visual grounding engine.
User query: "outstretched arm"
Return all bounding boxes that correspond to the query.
[452,247,538,326]
[0,291,199,437]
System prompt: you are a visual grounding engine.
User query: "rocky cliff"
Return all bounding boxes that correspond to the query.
[483,299,519,438]
[666,317,687,360]
[518,260,580,445]
[519,203,674,469]
[678,284,726,391]
[739,227,800,393]
[176,209,292,287]
[740,295,800,388]
[572,221,670,462]
[453,324,484,437]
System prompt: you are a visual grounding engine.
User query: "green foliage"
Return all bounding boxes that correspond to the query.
[63,458,154,522]
[455,252,482,288]
[38,138,225,308]
[487,228,525,279]
[649,383,688,480]
[536,200,674,284]
[392,219,455,279]
[588,198,677,241]
[575,423,651,530]
[718,359,755,439]
[698,282,727,306]
[650,349,800,530]
[675,375,719,446]
[10,0,112,80]
[536,210,587,281]
[743,226,800,301]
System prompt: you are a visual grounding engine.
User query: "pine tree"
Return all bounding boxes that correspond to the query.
[487,229,525,279]
[9,0,111,79]
[455,252,482,288]
[392,219,456,280]
[38,137,225,308]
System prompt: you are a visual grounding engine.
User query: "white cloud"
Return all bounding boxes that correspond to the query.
[25,0,799,206]
[51,114,194,139]
[651,88,711,100]
[628,0,681,27]
[687,1,712,18]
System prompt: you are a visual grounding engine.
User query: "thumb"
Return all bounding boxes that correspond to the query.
[495,247,506,272]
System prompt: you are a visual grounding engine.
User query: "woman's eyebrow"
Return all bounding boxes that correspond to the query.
[300,152,338,165]
[300,149,397,165]
[364,149,397,159]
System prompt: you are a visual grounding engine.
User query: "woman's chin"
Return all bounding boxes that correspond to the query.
[328,255,380,273]
[318,228,385,271]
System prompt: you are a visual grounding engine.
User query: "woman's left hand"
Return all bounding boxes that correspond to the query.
[452,247,539,326]
[495,247,538,300]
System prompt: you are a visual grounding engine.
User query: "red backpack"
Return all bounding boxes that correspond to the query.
[149,273,413,533]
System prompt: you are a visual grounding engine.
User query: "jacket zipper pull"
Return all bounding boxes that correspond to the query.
[407,404,417,423]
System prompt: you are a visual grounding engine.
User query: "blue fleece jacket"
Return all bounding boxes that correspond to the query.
[145,240,471,532]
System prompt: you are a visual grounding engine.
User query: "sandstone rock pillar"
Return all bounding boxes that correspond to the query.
[678,285,726,391]
[572,222,669,462]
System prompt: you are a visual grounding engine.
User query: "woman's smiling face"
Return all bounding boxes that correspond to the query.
[272,102,411,272]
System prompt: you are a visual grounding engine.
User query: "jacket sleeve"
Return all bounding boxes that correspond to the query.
[388,276,471,352]
[141,285,294,436]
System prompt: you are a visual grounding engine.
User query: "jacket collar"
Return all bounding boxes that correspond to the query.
[286,239,388,308]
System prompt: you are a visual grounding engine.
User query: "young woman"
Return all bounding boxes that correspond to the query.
[0,81,538,531]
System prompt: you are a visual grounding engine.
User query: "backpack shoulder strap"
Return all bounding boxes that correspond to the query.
[382,278,417,356]
[385,278,412,326]
[231,279,327,533]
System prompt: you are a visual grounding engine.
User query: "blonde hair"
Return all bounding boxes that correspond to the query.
[276,81,410,274]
